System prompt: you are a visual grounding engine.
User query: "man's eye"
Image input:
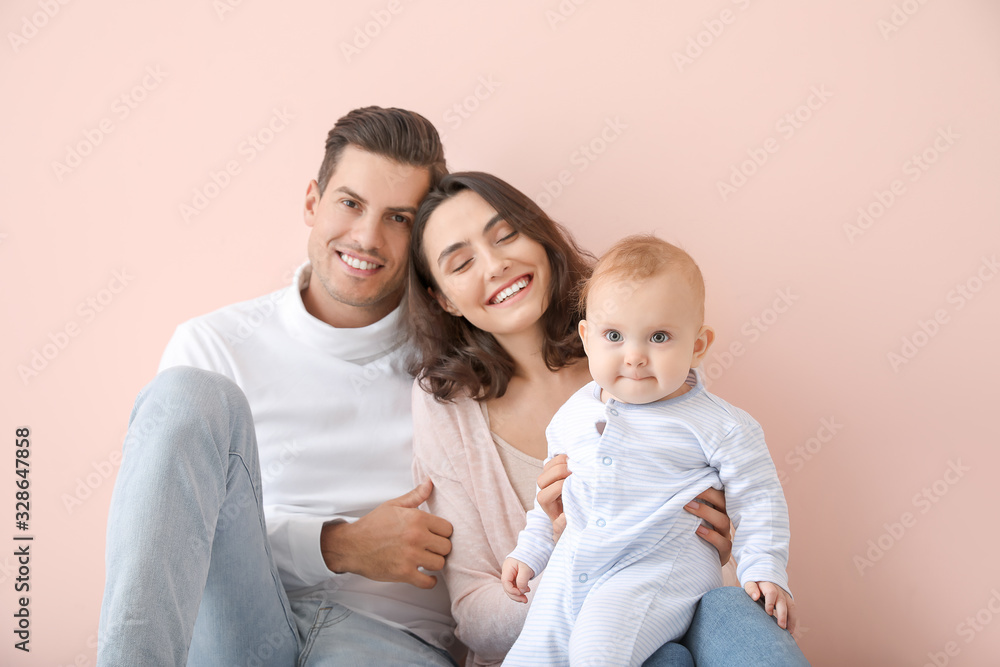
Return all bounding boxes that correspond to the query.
[341,199,359,209]
[391,214,411,224]
[604,330,623,342]
[651,332,669,343]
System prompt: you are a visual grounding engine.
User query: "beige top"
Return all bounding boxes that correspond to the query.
[481,402,544,512]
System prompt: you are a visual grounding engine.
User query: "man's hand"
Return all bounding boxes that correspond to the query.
[501,557,534,604]
[320,479,453,589]
[684,487,733,566]
[744,581,797,634]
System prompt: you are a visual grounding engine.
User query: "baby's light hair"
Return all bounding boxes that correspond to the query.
[579,234,705,321]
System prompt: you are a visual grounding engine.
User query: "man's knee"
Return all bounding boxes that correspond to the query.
[126,367,252,450]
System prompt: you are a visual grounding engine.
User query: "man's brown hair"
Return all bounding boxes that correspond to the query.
[317,106,447,194]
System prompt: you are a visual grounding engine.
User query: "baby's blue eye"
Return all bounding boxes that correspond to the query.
[651,332,669,343]
[605,330,623,342]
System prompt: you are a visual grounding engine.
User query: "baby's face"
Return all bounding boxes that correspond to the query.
[579,271,712,405]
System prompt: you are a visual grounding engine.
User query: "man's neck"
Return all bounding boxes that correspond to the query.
[300,282,400,329]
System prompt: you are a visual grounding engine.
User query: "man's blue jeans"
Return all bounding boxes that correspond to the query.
[98,367,808,666]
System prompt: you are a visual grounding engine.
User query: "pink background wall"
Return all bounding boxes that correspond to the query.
[3,1,998,665]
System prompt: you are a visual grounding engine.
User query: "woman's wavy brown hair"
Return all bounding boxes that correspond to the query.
[407,172,595,402]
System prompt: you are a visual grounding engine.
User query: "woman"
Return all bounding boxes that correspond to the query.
[407,172,807,666]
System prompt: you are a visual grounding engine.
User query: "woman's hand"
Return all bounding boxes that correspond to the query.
[744,581,797,634]
[536,454,571,542]
[684,487,733,566]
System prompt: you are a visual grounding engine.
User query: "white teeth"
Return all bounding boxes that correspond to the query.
[340,253,378,271]
[492,278,529,304]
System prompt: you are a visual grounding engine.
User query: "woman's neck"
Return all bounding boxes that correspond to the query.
[495,325,586,386]
[495,326,552,382]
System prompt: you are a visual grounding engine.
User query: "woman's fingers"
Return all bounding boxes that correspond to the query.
[537,454,571,488]
[536,479,564,522]
[536,455,571,522]
[686,487,733,565]
[551,513,567,543]
[686,493,731,536]
[694,486,727,513]
[694,523,733,566]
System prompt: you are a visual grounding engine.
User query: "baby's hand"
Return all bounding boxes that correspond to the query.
[501,558,534,603]
[744,581,797,634]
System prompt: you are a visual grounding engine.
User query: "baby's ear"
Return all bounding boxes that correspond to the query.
[690,325,715,367]
[430,286,460,317]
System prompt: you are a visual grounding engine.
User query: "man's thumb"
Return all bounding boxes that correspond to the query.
[391,478,433,508]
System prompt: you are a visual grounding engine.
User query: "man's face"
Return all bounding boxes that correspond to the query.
[303,145,431,327]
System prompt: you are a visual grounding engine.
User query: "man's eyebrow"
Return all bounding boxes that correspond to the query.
[334,187,417,214]
[333,186,367,205]
[436,213,505,266]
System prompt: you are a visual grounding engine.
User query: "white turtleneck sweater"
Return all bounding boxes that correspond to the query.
[158,262,455,651]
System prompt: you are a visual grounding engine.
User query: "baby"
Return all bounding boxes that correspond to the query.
[500,235,793,666]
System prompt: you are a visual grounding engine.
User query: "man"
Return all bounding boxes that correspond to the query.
[98,107,461,666]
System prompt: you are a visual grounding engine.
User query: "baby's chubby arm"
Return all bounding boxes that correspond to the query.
[501,557,535,603]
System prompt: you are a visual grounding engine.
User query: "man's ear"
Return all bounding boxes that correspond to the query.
[689,325,715,368]
[304,180,321,228]
[578,319,591,355]
[430,286,460,317]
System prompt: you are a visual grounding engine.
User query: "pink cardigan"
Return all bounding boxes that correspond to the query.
[411,381,533,666]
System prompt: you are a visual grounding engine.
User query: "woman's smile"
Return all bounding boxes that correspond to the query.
[488,274,533,305]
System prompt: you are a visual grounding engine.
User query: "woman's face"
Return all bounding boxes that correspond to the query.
[421,189,551,340]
